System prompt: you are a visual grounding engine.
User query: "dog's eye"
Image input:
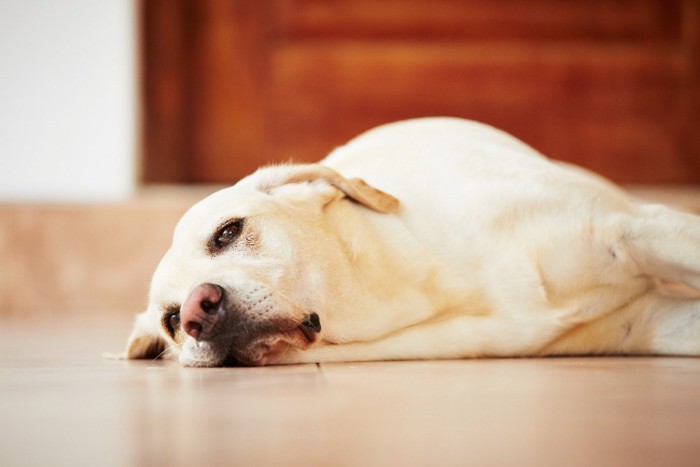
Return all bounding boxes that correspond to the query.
[211,219,243,252]
[163,310,181,337]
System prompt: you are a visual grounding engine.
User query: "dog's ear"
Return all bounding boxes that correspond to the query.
[255,164,399,214]
[124,310,167,359]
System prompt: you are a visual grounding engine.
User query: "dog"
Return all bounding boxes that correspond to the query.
[124,117,700,367]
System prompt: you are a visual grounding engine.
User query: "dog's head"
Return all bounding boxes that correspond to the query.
[124,164,399,366]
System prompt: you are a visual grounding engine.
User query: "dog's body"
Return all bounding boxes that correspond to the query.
[126,118,700,366]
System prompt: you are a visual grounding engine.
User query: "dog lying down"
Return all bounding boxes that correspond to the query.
[124,117,700,367]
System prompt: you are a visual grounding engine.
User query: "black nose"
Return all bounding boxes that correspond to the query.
[300,313,321,334]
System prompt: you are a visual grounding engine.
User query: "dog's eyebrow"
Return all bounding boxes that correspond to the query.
[162,303,180,314]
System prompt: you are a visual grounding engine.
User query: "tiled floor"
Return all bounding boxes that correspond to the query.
[2,313,700,467]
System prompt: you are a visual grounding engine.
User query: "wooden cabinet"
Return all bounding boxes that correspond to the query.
[142,0,700,184]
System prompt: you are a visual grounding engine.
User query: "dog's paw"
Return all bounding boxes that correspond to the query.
[102,351,127,360]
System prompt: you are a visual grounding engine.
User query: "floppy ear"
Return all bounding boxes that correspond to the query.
[124,310,168,359]
[255,164,399,214]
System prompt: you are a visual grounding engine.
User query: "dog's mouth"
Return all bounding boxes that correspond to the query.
[228,337,295,366]
[179,313,322,367]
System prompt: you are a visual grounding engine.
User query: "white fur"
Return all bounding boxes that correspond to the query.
[126,118,700,366]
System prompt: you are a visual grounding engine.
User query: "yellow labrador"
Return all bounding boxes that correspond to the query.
[125,118,700,366]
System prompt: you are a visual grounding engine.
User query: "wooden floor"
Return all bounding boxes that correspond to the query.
[2,313,700,467]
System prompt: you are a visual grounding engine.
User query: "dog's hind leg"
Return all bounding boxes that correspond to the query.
[639,297,700,356]
[541,292,700,356]
[624,204,700,292]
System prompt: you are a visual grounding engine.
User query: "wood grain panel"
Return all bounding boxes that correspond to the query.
[142,0,270,183]
[268,43,687,182]
[141,0,700,184]
[679,0,700,178]
[141,0,190,183]
[273,0,683,43]
[186,1,269,182]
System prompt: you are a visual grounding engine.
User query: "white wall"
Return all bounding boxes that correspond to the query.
[0,0,137,202]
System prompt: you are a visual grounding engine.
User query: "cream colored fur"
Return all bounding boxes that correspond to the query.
[125,118,700,366]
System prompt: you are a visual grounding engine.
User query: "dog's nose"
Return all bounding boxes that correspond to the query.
[181,283,224,340]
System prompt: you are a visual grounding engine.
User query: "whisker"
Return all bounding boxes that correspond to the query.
[151,344,180,363]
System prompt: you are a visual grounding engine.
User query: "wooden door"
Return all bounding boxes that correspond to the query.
[141,0,700,184]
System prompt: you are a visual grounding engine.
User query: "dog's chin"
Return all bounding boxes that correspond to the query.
[179,330,315,367]
[178,339,229,367]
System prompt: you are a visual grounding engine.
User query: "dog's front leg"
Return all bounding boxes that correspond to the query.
[277,312,573,364]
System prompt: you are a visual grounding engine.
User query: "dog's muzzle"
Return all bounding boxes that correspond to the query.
[179,283,322,366]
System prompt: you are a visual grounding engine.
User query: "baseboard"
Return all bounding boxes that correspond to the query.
[1,184,698,317]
